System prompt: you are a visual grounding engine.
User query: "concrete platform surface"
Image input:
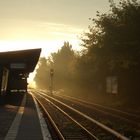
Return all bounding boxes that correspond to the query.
[4,93,44,140]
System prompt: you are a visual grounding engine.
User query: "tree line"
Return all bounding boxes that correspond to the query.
[34,0,140,101]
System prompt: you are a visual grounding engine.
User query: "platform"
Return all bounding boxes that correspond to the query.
[16,93,43,140]
[4,93,50,140]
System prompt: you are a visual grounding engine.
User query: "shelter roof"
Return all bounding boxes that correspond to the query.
[0,48,41,73]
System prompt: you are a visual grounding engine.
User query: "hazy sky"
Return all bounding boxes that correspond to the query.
[0,0,120,85]
[0,0,119,57]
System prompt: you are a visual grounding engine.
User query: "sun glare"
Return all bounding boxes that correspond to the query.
[27,71,37,88]
[0,39,81,57]
[0,39,81,86]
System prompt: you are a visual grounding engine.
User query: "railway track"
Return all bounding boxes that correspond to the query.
[51,92,140,127]
[30,91,98,140]
[35,89,140,139]
[31,90,130,140]
[50,93,140,139]
[54,93,140,124]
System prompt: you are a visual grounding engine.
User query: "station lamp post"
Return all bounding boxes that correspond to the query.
[50,68,54,95]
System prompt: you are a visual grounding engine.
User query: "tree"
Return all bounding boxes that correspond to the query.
[34,57,49,89]
[80,0,140,96]
[34,42,76,90]
[83,0,140,68]
[50,41,76,89]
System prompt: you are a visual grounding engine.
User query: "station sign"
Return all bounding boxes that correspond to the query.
[10,63,26,69]
[106,76,118,94]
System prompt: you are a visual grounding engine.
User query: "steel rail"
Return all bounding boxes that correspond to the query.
[53,93,140,127]
[36,91,129,140]
[30,92,65,140]
[34,92,99,140]
[35,89,140,118]
[55,93,140,119]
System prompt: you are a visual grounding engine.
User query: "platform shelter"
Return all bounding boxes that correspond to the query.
[0,48,41,96]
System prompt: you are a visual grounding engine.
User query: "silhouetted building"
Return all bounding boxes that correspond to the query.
[0,48,41,96]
